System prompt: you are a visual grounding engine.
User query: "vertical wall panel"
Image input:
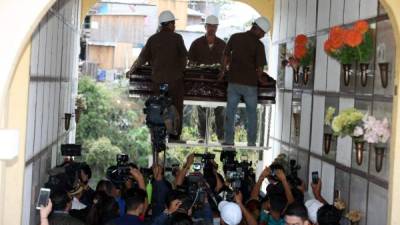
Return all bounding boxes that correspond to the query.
[279,0,289,41]
[344,0,360,24]
[350,175,368,225]
[314,34,328,91]
[305,0,317,34]
[367,183,387,225]
[359,0,378,20]
[296,0,307,35]
[287,0,297,39]
[274,92,284,139]
[321,162,335,203]
[282,93,293,143]
[317,0,331,31]
[272,0,281,42]
[310,95,325,155]
[329,0,344,26]
[299,93,312,149]
[326,56,341,92]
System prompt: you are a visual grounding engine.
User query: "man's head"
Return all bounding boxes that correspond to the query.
[125,189,147,215]
[50,190,72,212]
[205,15,219,36]
[270,194,287,219]
[284,202,310,225]
[159,10,176,32]
[251,16,271,39]
[317,204,341,225]
[79,163,92,184]
[218,201,242,225]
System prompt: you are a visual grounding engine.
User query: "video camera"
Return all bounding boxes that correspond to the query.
[143,84,179,152]
[220,150,255,202]
[286,159,302,187]
[106,154,131,185]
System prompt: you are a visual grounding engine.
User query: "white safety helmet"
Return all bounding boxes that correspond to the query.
[254,16,271,33]
[159,10,177,24]
[205,15,219,25]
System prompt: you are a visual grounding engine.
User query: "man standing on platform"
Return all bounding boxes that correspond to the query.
[128,10,187,142]
[188,15,226,143]
[220,17,270,146]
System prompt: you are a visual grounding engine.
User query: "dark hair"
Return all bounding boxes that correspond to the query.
[166,190,191,213]
[80,163,92,179]
[96,180,114,196]
[168,213,193,225]
[87,192,119,225]
[317,204,341,225]
[50,190,71,211]
[125,189,146,211]
[270,195,287,214]
[285,202,309,221]
[161,21,175,27]
[246,199,261,212]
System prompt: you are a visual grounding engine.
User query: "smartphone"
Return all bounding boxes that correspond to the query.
[36,188,51,210]
[312,171,319,184]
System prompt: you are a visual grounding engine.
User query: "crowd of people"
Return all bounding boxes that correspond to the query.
[38,153,343,225]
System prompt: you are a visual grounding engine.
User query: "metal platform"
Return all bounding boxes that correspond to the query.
[166,141,271,151]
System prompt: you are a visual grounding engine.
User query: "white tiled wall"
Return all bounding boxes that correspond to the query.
[344,0,360,24]
[299,93,312,149]
[269,1,388,223]
[305,0,317,34]
[314,34,328,91]
[329,0,344,27]
[310,95,325,155]
[317,0,331,31]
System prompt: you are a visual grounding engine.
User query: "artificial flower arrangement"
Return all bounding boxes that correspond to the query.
[283,34,315,84]
[324,20,374,64]
[324,20,374,86]
[331,108,364,141]
[323,107,337,154]
[75,94,87,111]
[75,94,87,123]
[328,107,391,166]
[333,198,346,211]
[345,210,362,224]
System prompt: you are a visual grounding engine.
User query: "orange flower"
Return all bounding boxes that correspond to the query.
[295,34,308,46]
[329,26,346,39]
[344,29,363,47]
[353,20,369,34]
[294,45,307,59]
[324,39,335,53]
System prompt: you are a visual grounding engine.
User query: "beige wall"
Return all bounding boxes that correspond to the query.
[88,45,115,70]
[149,0,188,30]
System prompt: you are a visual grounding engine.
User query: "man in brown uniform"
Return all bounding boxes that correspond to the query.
[188,15,226,143]
[129,10,187,141]
[220,17,270,146]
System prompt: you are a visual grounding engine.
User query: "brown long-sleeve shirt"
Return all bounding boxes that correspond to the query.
[136,30,187,83]
[188,35,226,65]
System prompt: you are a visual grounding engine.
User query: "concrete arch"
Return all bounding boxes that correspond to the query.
[0,0,400,224]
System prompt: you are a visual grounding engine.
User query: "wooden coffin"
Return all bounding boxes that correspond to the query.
[128,66,276,104]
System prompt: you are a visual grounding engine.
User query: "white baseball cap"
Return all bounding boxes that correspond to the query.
[159,10,177,24]
[218,201,242,225]
[305,199,324,224]
[254,16,271,33]
[205,15,219,25]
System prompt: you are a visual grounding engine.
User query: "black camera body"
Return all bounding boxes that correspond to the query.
[106,154,132,185]
[143,84,179,152]
[287,159,302,187]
